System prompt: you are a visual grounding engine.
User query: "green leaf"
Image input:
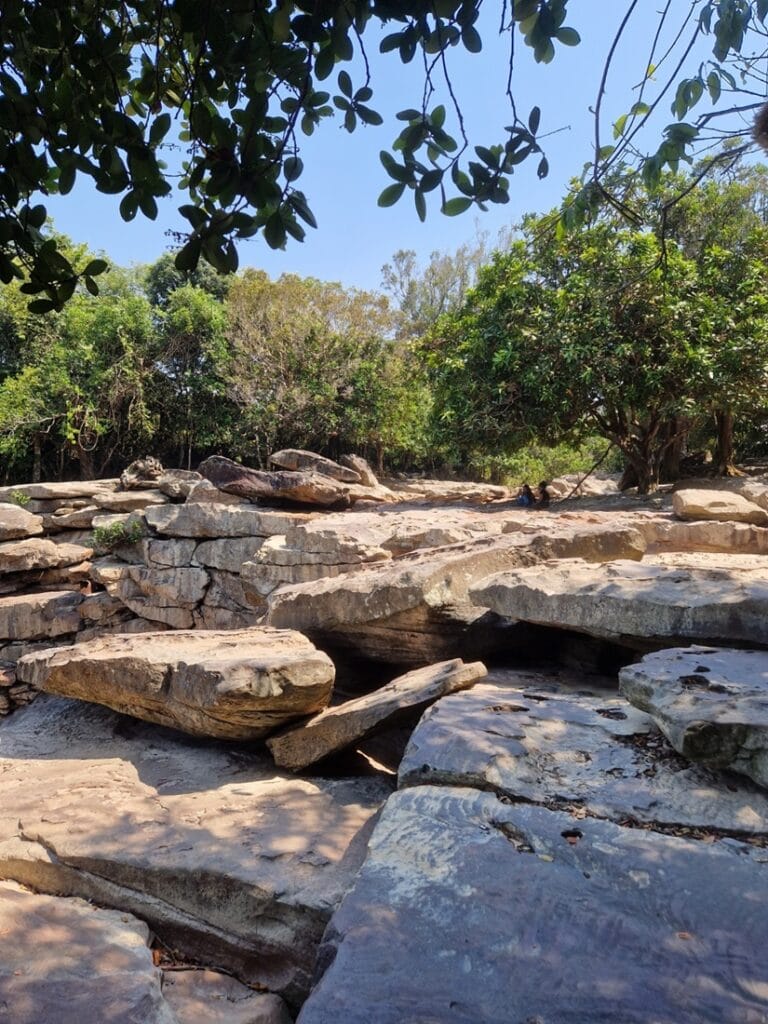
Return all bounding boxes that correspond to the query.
[528,106,541,134]
[462,25,482,52]
[27,299,57,314]
[555,27,580,46]
[119,191,139,221]
[613,113,628,139]
[264,212,287,249]
[175,238,202,272]
[84,258,108,276]
[338,70,353,97]
[707,71,721,102]
[378,182,406,207]
[537,156,549,179]
[284,156,304,182]
[58,165,76,195]
[356,104,383,126]
[139,193,158,220]
[84,276,99,296]
[149,112,171,145]
[414,188,426,222]
[442,196,472,216]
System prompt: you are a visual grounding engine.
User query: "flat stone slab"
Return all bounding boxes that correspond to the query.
[0,480,119,502]
[0,538,92,574]
[470,556,768,648]
[17,627,335,740]
[398,673,768,833]
[620,646,768,789]
[0,881,174,1024]
[0,696,392,1006]
[0,590,82,641]
[162,969,292,1024]
[200,455,353,508]
[0,502,43,541]
[145,502,311,538]
[268,659,487,771]
[673,488,768,525]
[270,448,361,483]
[298,787,768,1024]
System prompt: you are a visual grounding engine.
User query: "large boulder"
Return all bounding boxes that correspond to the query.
[0,695,391,1006]
[673,488,768,525]
[0,538,92,574]
[298,787,768,1024]
[200,455,352,508]
[0,502,44,540]
[620,646,768,789]
[17,627,335,739]
[0,882,175,1024]
[267,659,487,771]
[270,448,362,483]
[470,555,768,649]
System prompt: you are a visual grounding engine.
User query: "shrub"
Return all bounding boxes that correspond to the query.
[10,489,30,507]
[92,519,144,551]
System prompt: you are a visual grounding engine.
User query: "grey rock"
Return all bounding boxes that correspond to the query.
[162,969,292,1024]
[268,659,487,771]
[0,538,92,574]
[270,448,361,483]
[146,502,309,538]
[298,786,768,1024]
[200,455,352,508]
[0,480,119,502]
[620,645,768,789]
[0,502,44,540]
[186,479,251,505]
[92,488,168,512]
[143,538,198,568]
[193,536,266,572]
[0,590,82,641]
[673,487,768,525]
[398,674,768,833]
[339,454,379,487]
[157,468,202,500]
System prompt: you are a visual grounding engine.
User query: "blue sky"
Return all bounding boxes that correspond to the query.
[43,2,721,293]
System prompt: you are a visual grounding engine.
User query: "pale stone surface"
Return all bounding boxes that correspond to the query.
[471,555,768,648]
[162,969,292,1024]
[339,454,378,487]
[200,455,352,508]
[0,881,175,1024]
[0,480,119,502]
[268,659,487,771]
[270,448,361,483]
[0,695,392,1005]
[0,590,82,641]
[620,646,768,789]
[45,505,100,530]
[548,472,620,497]
[143,537,198,568]
[398,674,768,832]
[383,478,509,503]
[673,488,768,525]
[267,524,645,664]
[193,536,266,572]
[640,517,768,554]
[17,626,336,739]
[115,566,210,628]
[146,502,310,538]
[0,502,44,541]
[257,533,388,566]
[157,469,202,500]
[0,538,92,574]
[92,488,169,512]
[299,787,768,1024]
[186,479,251,505]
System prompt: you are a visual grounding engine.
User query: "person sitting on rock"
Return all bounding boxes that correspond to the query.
[515,483,536,508]
[536,481,551,509]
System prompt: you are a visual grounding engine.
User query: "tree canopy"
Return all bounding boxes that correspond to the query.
[3,0,768,311]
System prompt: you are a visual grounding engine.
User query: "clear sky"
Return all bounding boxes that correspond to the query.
[43,1,720,293]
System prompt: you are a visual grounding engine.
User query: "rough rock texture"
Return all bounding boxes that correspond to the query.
[471,556,768,649]
[0,881,175,1024]
[193,536,266,572]
[0,590,82,641]
[0,538,92,574]
[0,695,392,1006]
[143,538,198,568]
[145,502,310,538]
[0,480,119,502]
[92,488,169,513]
[186,479,251,505]
[200,455,352,508]
[270,448,362,483]
[298,787,768,1024]
[398,672,768,833]
[620,646,768,789]
[114,566,211,628]
[267,524,646,664]
[157,469,203,500]
[673,488,768,525]
[0,502,44,541]
[640,517,768,555]
[339,454,378,488]
[268,659,487,771]
[17,627,335,739]
[162,970,292,1024]
[383,478,509,503]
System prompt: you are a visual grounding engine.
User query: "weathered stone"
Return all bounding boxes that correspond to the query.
[18,627,336,739]
[78,590,129,623]
[270,448,361,483]
[115,565,209,611]
[673,488,768,525]
[620,646,768,789]
[120,456,164,489]
[243,560,353,599]
[471,555,768,649]
[33,560,92,589]
[46,505,100,530]
[639,516,768,554]
[0,538,92,574]
[0,502,44,541]
[143,537,197,568]
[200,455,352,508]
[339,453,379,487]
[0,695,391,1005]
[0,480,119,502]
[383,477,509,503]
[193,536,266,572]
[299,787,768,1024]
[76,616,169,643]
[205,569,264,611]
[0,882,174,1024]
[268,659,487,771]
[162,969,292,1024]
[258,533,388,566]
[157,469,203,500]
[0,590,82,641]
[145,502,309,538]
[548,472,620,498]
[92,488,168,513]
[186,479,251,505]
[399,673,768,833]
[268,524,646,664]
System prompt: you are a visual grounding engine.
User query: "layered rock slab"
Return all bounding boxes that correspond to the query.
[162,969,292,1024]
[398,673,768,833]
[620,646,768,789]
[0,590,82,641]
[471,556,768,649]
[0,881,174,1024]
[0,502,43,541]
[268,659,487,771]
[298,787,768,1024]
[0,696,392,1006]
[17,627,335,739]
[673,488,768,525]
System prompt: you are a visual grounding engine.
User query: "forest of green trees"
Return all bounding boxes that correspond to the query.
[2,163,768,492]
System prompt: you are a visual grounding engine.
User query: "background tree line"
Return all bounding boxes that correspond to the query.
[2,161,768,490]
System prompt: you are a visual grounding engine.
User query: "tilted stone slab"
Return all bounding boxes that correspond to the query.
[200,455,352,508]
[145,501,311,538]
[0,502,43,541]
[620,646,768,789]
[471,556,768,649]
[17,627,335,739]
[268,659,487,771]
[673,488,768,525]
[267,524,645,664]
[0,696,391,1007]
[270,448,362,483]
[298,787,768,1024]
[0,590,82,641]
[0,882,175,1024]
[0,538,92,574]
[398,675,768,834]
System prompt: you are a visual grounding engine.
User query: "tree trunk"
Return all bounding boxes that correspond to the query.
[77,444,95,480]
[715,410,738,476]
[660,416,688,483]
[32,436,42,483]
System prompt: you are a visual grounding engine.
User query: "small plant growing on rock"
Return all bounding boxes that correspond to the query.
[10,489,30,507]
[92,519,144,552]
